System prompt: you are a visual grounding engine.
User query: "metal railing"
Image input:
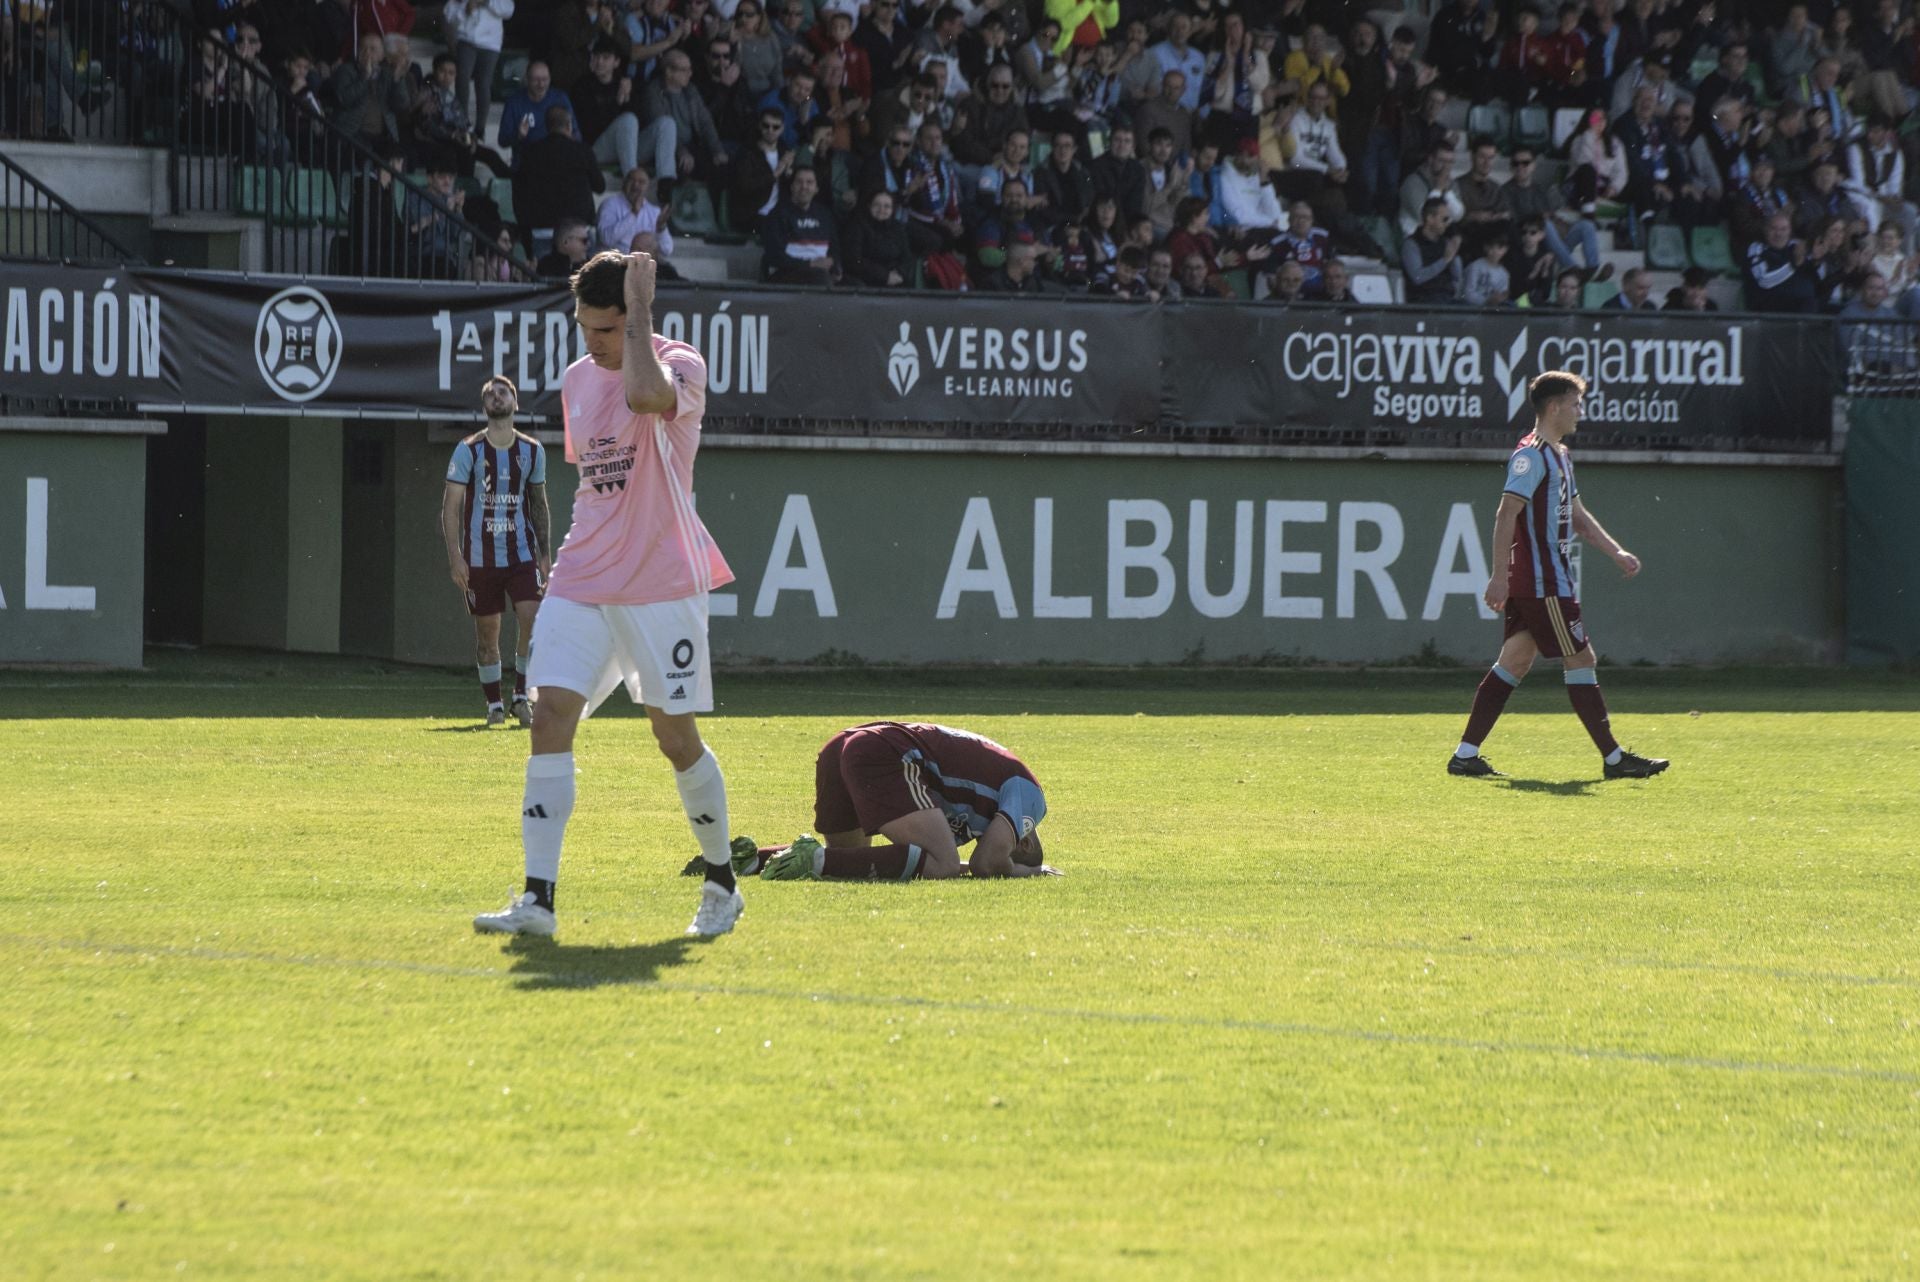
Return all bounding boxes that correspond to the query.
[1838,318,1920,398]
[0,0,182,148]
[0,147,144,263]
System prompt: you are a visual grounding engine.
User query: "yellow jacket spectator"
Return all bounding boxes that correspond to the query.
[1281,25,1349,109]
[1046,0,1119,55]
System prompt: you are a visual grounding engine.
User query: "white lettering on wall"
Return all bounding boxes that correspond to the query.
[1107,499,1174,619]
[1262,500,1326,618]
[1337,501,1406,620]
[1031,497,1091,619]
[753,494,837,617]
[936,497,1017,619]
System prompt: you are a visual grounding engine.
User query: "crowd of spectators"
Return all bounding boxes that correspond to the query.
[5,0,1920,333]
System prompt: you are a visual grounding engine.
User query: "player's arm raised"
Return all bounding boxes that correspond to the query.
[1571,496,1640,578]
[1483,493,1525,612]
[621,253,679,417]
[441,481,469,591]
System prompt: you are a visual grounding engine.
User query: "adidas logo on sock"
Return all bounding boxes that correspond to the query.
[691,813,715,825]
[524,804,549,819]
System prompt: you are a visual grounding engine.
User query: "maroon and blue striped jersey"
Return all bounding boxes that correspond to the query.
[1503,435,1579,600]
[447,433,546,569]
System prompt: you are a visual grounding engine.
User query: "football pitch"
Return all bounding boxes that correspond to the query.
[4,653,1916,1281]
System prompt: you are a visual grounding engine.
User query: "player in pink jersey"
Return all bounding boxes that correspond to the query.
[474,251,746,940]
[1448,370,1669,781]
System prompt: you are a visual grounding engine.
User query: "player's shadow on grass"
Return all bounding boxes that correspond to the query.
[424,723,509,734]
[498,935,704,990]
[1495,777,1599,797]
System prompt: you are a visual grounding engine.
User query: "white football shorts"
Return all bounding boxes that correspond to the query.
[525,593,714,717]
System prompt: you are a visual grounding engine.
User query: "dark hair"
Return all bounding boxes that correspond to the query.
[1468,133,1497,153]
[1117,245,1147,269]
[1173,195,1209,229]
[1528,370,1588,410]
[433,52,456,71]
[570,251,629,310]
[1147,126,1174,145]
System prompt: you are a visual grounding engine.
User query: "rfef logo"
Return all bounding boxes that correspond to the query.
[255,286,342,403]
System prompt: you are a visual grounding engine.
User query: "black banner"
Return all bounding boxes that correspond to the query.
[0,262,1834,440]
[1165,303,1838,442]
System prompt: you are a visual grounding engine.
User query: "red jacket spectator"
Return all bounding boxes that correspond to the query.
[809,12,873,102]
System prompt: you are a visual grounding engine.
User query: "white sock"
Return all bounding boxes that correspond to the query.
[1604,747,1624,766]
[521,753,576,883]
[1455,742,1479,759]
[674,748,731,866]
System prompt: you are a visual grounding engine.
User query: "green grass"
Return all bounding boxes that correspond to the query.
[3,652,1917,1280]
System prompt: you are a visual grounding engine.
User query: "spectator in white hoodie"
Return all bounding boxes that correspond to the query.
[444,0,516,138]
[1217,136,1284,236]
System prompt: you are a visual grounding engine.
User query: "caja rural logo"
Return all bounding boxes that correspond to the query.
[255,285,343,403]
[1281,321,1749,427]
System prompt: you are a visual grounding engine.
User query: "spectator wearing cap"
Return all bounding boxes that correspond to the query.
[842,187,913,286]
[1031,129,1093,230]
[1133,69,1194,158]
[1148,12,1206,112]
[496,61,580,169]
[537,217,594,279]
[597,165,675,256]
[571,37,649,178]
[761,166,839,284]
[1402,195,1462,304]
[1269,200,1331,294]
[1664,265,1721,311]
[1846,113,1916,248]
[514,105,605,249]
[1601,266,1656,310]
[1218,137,1284,235]
[1609,49,1689,121]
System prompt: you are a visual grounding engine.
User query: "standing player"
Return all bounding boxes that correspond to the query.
[473,251,744,938]
[743,722,1051,881]
[442,375,550,727]
[1449,371,1669,780]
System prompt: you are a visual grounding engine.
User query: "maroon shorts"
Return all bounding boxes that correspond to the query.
[1504,595,1591,659]
[814,726,926,836]
[465,562,544,617]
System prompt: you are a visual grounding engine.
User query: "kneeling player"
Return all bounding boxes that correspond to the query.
[742,722,1054,880]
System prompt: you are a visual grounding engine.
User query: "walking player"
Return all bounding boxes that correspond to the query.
[1449,370,1669,780]
[442,375,550,726]
[474,251,744,938]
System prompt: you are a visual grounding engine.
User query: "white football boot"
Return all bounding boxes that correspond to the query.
[686,880,745,937]
[472,891,557,937]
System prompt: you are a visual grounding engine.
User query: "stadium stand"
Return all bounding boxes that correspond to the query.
[1,0,1917,332]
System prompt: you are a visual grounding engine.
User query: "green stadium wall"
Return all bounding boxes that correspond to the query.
[1844,400,1920,664]
[282,429,1839,669]
[0,419,158,667]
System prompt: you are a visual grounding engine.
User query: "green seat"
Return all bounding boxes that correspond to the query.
[1030,138,1051,170]
[1645,221,1688,270]
[492,53,529,103]
[455,175,487,200]
[1514,105,1551,148]
[1221,267,1252,300]
[1360,214,1398,259]
[276,168,339,229]
[1466,102,1510,145]
[488,177,517,227]
[1581,280,1619,308]
[670,182,720,236]
[1690,223,1735,274]
[236,165,282,218]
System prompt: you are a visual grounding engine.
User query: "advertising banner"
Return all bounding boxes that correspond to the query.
[0,262,1834,441]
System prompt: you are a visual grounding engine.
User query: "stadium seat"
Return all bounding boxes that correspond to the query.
[492,52,529,103]
[488,178,517,227]
[455,175,487,200]
[1515,105,1551,148]
[1645,221,1688,270]
[235,165,283,219]
[1582,280,1620,308]
[1531,157,1568,189]
[1690,224,1736,275]
[1030,138,1051,170]
[1551,108,1585,149]
[1220,268,1252,300]
[1349,273,1393,303]
[1360,214,1399,258]
[1466,102,1510,145]
[280,168,343,230]
[669,182,721,237]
